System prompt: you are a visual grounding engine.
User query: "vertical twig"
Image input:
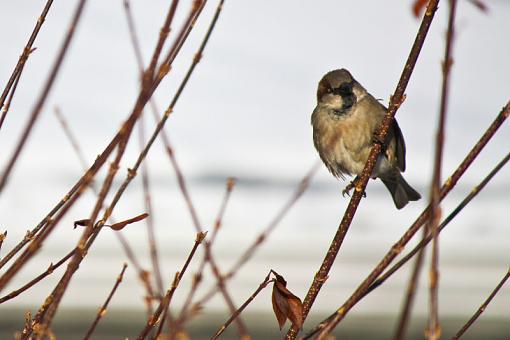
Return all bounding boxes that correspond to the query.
[138,113,165,296]
[83,263,128,340]
[452,267,510,340]
[426,1,458,338]
[286,1,441,338]
[0,0,54,129]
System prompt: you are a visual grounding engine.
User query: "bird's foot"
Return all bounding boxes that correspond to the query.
[372,131,385,146]
[342,177,367,198]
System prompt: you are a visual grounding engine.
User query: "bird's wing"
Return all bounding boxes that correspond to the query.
[391,120,406,172]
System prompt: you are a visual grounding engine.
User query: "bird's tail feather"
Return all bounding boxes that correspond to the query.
[381,172,421,209]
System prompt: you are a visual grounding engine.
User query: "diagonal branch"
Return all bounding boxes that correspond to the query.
[286,1,441,338]
[0,0,55,130]
[83,263,128,340]
[452,266,510,340]
[303,101,510,339]
[0,0,87,192]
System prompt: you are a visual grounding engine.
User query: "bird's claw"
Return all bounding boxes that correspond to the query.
[342,178,367,198]
[342,182,354,197]
[372,132,385,146]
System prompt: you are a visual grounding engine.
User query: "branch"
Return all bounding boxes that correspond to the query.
[83,263,128,340]
[0,0,87,192]
[452,267,510,339]
[303,101,510,339]
[286,1,441,338]
[0,0,54,129]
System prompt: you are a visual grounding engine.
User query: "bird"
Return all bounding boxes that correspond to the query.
[311,68,421,209]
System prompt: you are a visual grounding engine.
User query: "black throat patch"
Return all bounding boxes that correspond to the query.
[332,82,356,115]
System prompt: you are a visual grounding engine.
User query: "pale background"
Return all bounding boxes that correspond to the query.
[0,0,509,330]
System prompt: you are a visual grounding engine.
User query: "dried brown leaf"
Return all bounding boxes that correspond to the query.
[412,0,428,18]
[109,213,149,230]
[271,271,303,330]
[73,219,91,229]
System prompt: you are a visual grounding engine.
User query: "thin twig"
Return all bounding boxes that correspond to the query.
[426,1,458,338]
[393,227,427,340]
[138,112,165,297]
[303,101,510,339]
[53,106,90,169]
[0,0,87,192]
[130,1,250,337]
[0,0,54,129]
[287,1,441,338]
[28,1,216,337]
[0,249,74,304]
[369,150,510,297]
[138,232,206,340]
[16,2,208,336]
[155,232,207,338]
[0,0,200,286]
[210,177,236,244]
[183,162,319,321]
[211,271,275,340]
[452,267,510,340]
[54,106,157,314]
[176,177,237,329]
[83,263,128,340]
[0,231,6,255]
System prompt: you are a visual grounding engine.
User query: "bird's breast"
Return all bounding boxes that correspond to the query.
[312,106,374,176]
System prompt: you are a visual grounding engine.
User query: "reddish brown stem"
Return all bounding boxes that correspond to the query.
[452,267,510,339]
[138,232,206,340]
[0,0,87,192]
[182,162,319,322]
[0,249,74,304]
[286,1,440,338]
[83,263,128,340]
[303,101,510,339]
[0,0,54,129]
[211,271,275,340]
[425,1,458,338]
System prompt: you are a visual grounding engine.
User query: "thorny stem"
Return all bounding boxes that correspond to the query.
[0,0,54,129]
[83,263,128,340]
[452,267,510,340]
[286,1,441,338]
[303,101,510,339]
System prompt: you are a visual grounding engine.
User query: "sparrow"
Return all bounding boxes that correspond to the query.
[311,69,421,209]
